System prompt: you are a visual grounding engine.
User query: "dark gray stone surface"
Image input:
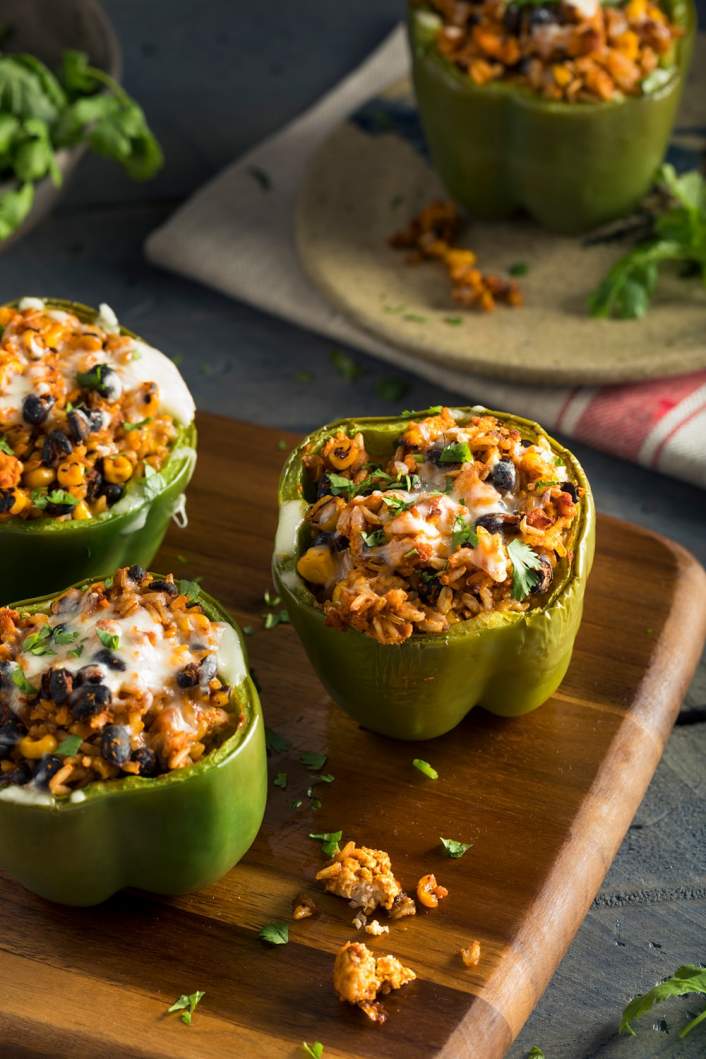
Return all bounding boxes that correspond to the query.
[0,1,703,1054]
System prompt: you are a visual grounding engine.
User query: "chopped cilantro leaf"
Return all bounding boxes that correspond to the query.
[259,921,289,946]
[242,625,254,636]
[264,590,281,607]
[69,643,84,658]
[276,439,289,451]
[440,837,472,858]
[265,727,291,754]
[413,758,439,780]
[444,316,464,326]
[167,990,205,1025]
[0,435,14,455]
[23,624,55,656]
[533,479,560,491]
[96,628,120,651]
[291,798,304,809]
[402,313,427,323]
[11,666,36,695]
[123,417,151,431]
[302,1043,325,1058]
[381,494,410,514]
[439,441,472,465]
[176,578,201,602]
[508,539,543,601]
[56,734,83,757]
[330,348,362,382]
[451,514,478,551]
[273,771,287,789]
[508,261,529,276]
[53,626,79,645]
[300,751,327,771]
[309,830,343,857]
[526,1049,545,1058]
[32,488,78,510]
[263,609,289,629]
[376,376,410,402]
[362,528,386,548]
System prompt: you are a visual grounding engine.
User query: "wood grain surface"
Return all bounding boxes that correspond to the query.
[1,413,704,1059]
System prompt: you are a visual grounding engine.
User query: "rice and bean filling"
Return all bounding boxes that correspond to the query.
[422,0,682,102]
[297,407,582,645]
[0,567,240,796]
[0,299,192,521]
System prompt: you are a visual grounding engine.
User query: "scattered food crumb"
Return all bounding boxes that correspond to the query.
[460,939,482,967]
[315,840,412,916]
[352,911,368,931]
[365,919,390,937]
[416,873,449,910]
[292,893,319,920]
[333,940,416,1023]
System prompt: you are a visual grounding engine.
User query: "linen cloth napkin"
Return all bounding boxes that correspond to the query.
[146,26,706,491]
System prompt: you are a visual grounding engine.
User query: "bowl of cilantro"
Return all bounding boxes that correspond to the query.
[0,0,163,248]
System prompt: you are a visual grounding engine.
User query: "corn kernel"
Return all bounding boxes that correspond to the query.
[297,544,336,585]
[102,454,133,484]
[72,500,92,521]
[57,458,85,488]
[25,465,55,489]
[19,734,58,759]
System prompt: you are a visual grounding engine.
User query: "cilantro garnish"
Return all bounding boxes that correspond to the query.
[123,417,151,431]
[96,628,120,651]
[264,590,281,607]
[444,316,463,326]
[11,665,36,695]
[176,578,201,602]
[508,539,544,601]
[53,626,79,645]
[401,406,442,417]
[526,1049,545,1058]
[330,348,362,382]
[381,494,411,514]
[265,727,291,754]
[326,472,356,499]
[376,376,410,402]
[301,1043,325,1059]
[0,435,14,455]
[259,922,289,946]
[56,734,82,757]
[276,439,289,451]
[69,643,84,658]
[263,609,289,630]
[361,528,386,548]
[413,758,439,780]
[533,479,560,491]
[309,830,342,857]
[167,990,205,1025]
[23,624,55,657]
[508,261,529,277]
[620,964,706,1039]
[440,837,472,858]
[273,771,287,789]
[32,488,78,510]
[439,441,472,464]
[299,751,327,771]
[451,514,478,551]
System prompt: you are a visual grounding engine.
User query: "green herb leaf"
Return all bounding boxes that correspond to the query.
[31,488,78,511]
[273,771,287,789]
[11,665,36,695]
[242,625,254,636]
[439,441,472,465]
[123,417,151,432]
[533,479,560,491]
[526,1049,545,1058]
[69,643,84,658]
[381,494,411,515]
[0,435,14,455]
[508,261,529,276]
[96,628,119,651]
[309,830,342,857]
[276,439,289,451]
[376,376,410,402]
[413,758,439,780]
[55,734,82,757]
[325,472,355,499]
[23,624,55,656]
[300,751,327,771]
[361,528,386,548]
[295,370,314,383]
[167,990,205,1025]
[330,348,362,382]
[263,609,289,630]
[176,578,201,603]
[248,165,271,191]
[440,836,472,858]
[259,921,289,946]
[620,964,706,1039]
[402,312,427,323]
[301,1043,325,1059]
[265,726,291,754]
[452,513,478,551]
[508,539,543,601]
[444,316,463,326]
[52,626,80,645]
[264,590,281,607]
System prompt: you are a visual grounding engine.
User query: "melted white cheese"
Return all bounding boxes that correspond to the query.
[275,499,308,558]
[119,339,194,425]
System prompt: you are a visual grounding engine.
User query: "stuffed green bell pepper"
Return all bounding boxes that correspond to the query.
[273,406,595,741]
[0,567,266,905]
[409,0,695,234]
[0,297,197,604]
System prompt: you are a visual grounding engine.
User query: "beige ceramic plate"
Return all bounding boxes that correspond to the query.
[296,40,706,386]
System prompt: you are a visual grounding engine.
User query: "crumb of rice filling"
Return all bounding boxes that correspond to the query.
[424,0,683,104]
[0,300,193,523]
[298,406,582,645]
[0,566,241,795]
[315,840,415,917]
[333,940,416,1023]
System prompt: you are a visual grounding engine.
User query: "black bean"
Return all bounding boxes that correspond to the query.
[530,555,554,595]
[0,720,22,759]
[22,393,54,426]
[313,532,333,547]
[503,3,523,35]
[199,655,217,685]
[520,438,533,448]
[148,579,178,596]
[416,573,441,605]
[78,363,122,402]
[127,564,145,583]
[74,664,105,687]
[561,481,578,502]
[41,667,74,705]
[475,512,521,535]
[70,683,112,720]
[45,497,77,517]
[176,662,200,689]
[133,746,157,777]
[93,648,126,671]
[41,430,73,466]
[85,468,103,503]
[426,441,446,465]
[101,724,131,766]
[33,754,64,789]
[487,459,517,495]
[317,474,333,499]
[0,488,16,514]
[333,534,349,552]
[67,407,91,443]
[100,482,124,506]
[0,660,13,690]
[529,5,557,27]
[52,588,81,615]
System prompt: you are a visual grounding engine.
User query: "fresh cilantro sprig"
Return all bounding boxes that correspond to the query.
[31,488,78,510]
[11,665,36,695]
[439,441,472,465]
[265,726,291,754]
[259,921,289,946]
[55,733,83,757]
[508,539,543,601]
[301,1043,325,1059]
[361,528,386,548]
[620,964,706,1039]
[167,990,205,1025]
[440,837,472,858]
[299,751,327,771]
[451,514,478,551]
[589,165,706,319]
[0,435,13,455]
[413,758,439,780]
[96,628,120,651]
[309,830,342,857]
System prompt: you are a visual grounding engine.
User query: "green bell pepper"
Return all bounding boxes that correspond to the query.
[0,299,197,604]
[408,0,695,234]
[0,579,266,905]
[273,407,595,741]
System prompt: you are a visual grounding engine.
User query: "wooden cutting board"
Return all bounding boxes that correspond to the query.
[2,413,705,1059]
